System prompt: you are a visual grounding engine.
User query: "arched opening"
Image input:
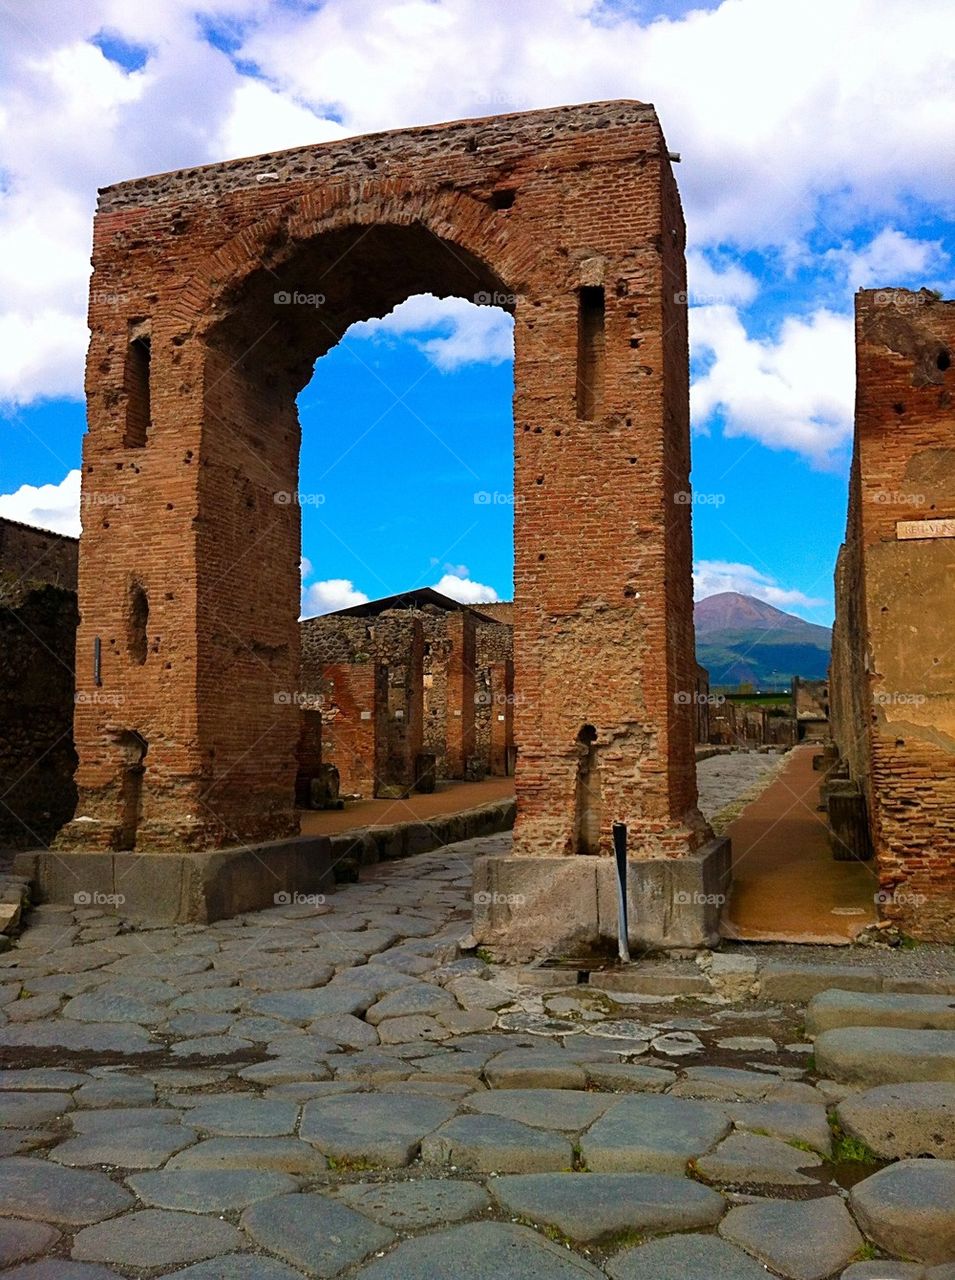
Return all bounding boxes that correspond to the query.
[198,221,516,839]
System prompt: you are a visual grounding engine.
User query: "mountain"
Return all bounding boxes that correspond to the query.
[695,592,832,690]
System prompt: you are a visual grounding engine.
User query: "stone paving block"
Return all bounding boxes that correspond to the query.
[72,1208,244,1270]
[837,1083,955,1158]
[0,1219,60,1269]
[128,1168,298,1211]
[6,995,64,1022]
[670,1066,780,1101]
[462,1087,617,1131]
[806,990,955,1036]
[0,1092,73,1128]
[377,1014,449,1043]
[74,1077,156,1107]
[583,1063,676,1092]
[365,984,457,1024]
[155,1258,308,1280]
[335,1178,490,1228]
[759,964,881,1001]
[842,1265,926,1280]
[306,1013,379,1048]
[253,988,368,1023]
[0,1021,154,1054]
[696,1130,823,1185]
[0,1158,134,1224]
[815,1028,955,1084]
[483,1050,587,1090]
[352,1220,606,1278]
[580,1095,730,1173]
[171,1034,252,1057]
[186,1098,299,1136]
[0,1069,88,1091]
[606,1232,774,1280]
[241,1192,394,1276]
[723,1100,832,1154]
[421,1113,573,1172]
[167,1136,328,1175]
[70,1105,182,1131]
[489,1171,725,1242]
[1,1264,128,1279]
[850,1159,955,1264]
[50,1124,199,1169]
[720,1195,863,1280]
[300,1092,455,1166]
[62,991,164,1024]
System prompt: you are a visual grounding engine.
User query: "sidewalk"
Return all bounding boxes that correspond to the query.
[722,745,877,943]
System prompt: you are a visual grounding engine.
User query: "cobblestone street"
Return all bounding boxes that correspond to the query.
[1,810,955,1278]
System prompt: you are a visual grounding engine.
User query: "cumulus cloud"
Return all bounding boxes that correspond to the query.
[693,559,826,611]
[823,226,950,292]
[0,470,82,537]
[685,251,759,308]
[432,570,500,604]
[350,295,514,371]
[690,304,855,465]
[300,576,370,617]
[2,0,952,416]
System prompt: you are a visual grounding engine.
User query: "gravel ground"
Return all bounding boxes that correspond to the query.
[696,750,789,831]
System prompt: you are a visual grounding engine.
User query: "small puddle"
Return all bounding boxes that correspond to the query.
[829,1158,889,1190]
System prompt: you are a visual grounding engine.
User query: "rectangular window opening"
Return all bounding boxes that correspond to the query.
[124,332,152,447]
[576,286,605,421]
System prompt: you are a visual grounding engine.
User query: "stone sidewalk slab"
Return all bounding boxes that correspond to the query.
[815,1028,955,1084]
[806,990,955,1036]
[838,1083,955,1158]
[850,1159,955,1264]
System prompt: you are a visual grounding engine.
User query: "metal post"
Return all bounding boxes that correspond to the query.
[612,821,630,963]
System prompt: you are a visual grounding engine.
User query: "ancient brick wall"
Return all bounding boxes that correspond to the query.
[66,100,704,860]
[0,519,79,848]
[475,613,515,774]
[834,288,955,940]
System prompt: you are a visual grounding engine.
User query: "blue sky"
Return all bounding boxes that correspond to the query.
[1,0,953,626]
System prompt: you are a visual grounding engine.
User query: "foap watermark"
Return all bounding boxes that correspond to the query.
[674,891,727,907]
[674,691,726,707]
[874,890,927,908]
[674,490,725,507]
[274,290,326,308]
[81,491,126,509]
[274,692,325,709]
[474,290,521,307]
[74,890,125,906]
[75,690,125,707]
[474,890,525,907]
[873,692,927,707]
[274,490,326,506]
[274,891,326,907]
[673,290,734,307]
[869,490,927,507]
[474,490,524,506]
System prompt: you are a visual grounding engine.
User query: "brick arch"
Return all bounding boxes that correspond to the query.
[63,102,713,951]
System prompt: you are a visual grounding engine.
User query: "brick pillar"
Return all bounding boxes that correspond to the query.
[445,610,476,779]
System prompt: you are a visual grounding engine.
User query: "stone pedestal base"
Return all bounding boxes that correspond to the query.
[13,835,334,925]
[472,838,731,960]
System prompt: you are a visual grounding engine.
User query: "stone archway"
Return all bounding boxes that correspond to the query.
[55,101,726,948]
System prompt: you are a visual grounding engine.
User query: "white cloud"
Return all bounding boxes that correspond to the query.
[685,251,759,307]
[350,294,514,371]
[693,559,826,611]
[0,470,82,536]
[823,226,950,292]
[300,576,370,617]
[432,571,499,604]
[690,304,855,465]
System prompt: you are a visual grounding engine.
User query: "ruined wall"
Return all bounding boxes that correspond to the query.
[67,100,703,860]
[475,613,515,774]
[836,288,955,940]
[0,519,79,847]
